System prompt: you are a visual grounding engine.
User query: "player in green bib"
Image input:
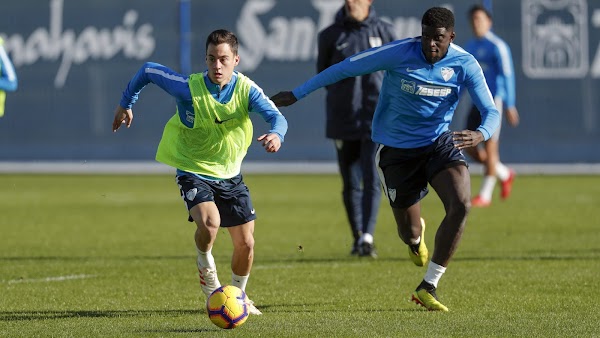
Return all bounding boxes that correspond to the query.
[112,29,288,315]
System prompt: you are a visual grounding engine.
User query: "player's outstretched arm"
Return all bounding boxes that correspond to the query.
[112,105,133,132]
[270,91,297,107]
[257,133,282,153]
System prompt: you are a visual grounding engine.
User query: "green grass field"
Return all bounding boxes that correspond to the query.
[1,173,599,337]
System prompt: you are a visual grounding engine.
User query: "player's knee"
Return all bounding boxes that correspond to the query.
[449,198,470,220]
[464,198,472,213]
[234,235,255,252]
[196,216,220,232]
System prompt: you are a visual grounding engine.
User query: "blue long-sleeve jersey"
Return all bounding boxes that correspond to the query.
[120,62,287,142]
[294,37,500,148]
[464,31,516,109]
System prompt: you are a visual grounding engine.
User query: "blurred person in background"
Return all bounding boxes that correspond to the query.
[271,7,500,311]
[112,29,288,315]
[464,4,520,207]
[317,0,396,258]
[0,37,18,117]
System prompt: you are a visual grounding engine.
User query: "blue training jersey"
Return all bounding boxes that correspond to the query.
[464,31,516,109]
[293,37,500,148]
[120,62,288,142]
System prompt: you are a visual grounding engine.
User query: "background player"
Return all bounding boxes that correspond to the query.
[464,4,520,207]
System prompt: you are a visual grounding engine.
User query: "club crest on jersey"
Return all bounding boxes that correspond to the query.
[369,37,383,48]
[441,67,454,81]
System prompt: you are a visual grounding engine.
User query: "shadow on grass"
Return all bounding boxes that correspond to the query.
[142,328,217,333]
[0,301,417,322]
[453,248,600,262]
[454,255,600,262]
[0,309,201,321]
[0,310,230,334]
[257,248,600,264]
[0,303,314,322]
[1,248,598,264]
[0,255,191,262]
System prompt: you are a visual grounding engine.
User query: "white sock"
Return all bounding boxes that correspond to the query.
[495,162,510,181]
[196,247,216,269]
[479,176,497,201]
[410,236,420,245]
[231,273,249,291]
[424,261,446,288]
[359,233,374,245]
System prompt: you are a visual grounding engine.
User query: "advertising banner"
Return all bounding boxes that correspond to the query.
[1,0,599,163]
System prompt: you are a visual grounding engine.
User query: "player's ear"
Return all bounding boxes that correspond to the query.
[234,54,240,66]
[450,31,456,42]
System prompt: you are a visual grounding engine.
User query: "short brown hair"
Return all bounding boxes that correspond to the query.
[205,29,239,55]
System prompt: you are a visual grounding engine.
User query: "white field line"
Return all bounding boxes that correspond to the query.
[3,274,96,284]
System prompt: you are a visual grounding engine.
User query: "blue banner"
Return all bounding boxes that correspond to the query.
[1,0,599,163]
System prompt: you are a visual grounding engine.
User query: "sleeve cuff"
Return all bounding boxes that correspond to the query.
[476,127,491,141]
[291,88,304,100]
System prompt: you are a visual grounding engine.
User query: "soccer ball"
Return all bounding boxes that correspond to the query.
[206,285,249,329]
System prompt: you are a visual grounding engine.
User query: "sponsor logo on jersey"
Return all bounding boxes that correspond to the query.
[415,85,452,97]
[401,79,451,97]
[401,79,416,94]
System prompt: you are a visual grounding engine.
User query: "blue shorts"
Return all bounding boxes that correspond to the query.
[468,98,502,141]
[176,172,256,227]
[376,130,467,208]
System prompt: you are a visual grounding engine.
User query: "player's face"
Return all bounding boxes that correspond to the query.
[471,10,492,38]
[344,0,372,22]
[206,43,240,87]
[421,25,455,64]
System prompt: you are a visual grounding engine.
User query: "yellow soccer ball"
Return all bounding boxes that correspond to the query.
[206,285,249,329]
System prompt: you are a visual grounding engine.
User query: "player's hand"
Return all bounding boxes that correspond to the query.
[257,133,281,153]
[270,91,297,107]
[112,105,133,132]
[505,107,520,127]
[453,130,484,149]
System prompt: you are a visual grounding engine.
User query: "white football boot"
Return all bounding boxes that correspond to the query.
[246,299,263,315]
[198,267,221,297]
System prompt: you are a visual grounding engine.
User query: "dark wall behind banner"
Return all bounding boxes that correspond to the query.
[1,0,599,163]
